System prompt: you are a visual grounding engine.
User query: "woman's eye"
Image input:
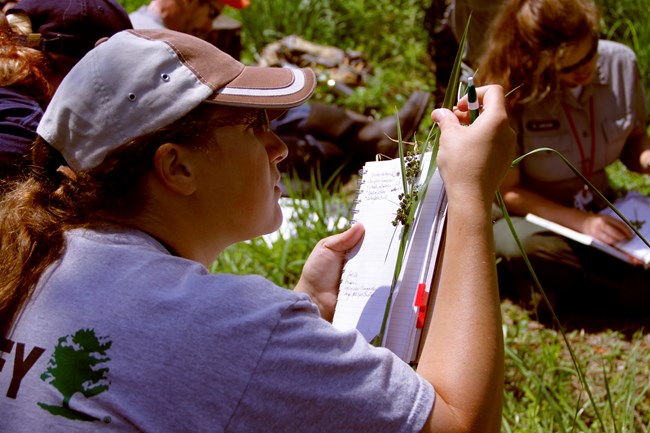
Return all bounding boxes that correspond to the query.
[257,123,271,133]
[246,123,263,134]
[249,119,270,133]
[242,110,270,134]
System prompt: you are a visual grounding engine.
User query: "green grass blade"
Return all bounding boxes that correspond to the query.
[371,14,471,348]
[602,360,619,433]
[496,191,606,431]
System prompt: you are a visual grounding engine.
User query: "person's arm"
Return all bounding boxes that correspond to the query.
[417,85,515,433]
[294,223,365,321]
[499,162,633,245]
[619,129,650,175]
[618,51,650,175]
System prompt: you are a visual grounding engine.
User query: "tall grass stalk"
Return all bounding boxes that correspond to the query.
[500,146,650,431]
[370,15,470,347]
[496,192,606,431]
[513,148,650,248]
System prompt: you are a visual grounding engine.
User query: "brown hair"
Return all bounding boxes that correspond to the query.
[0,11,89,103]
[0,25,53,102]
[475,0,600,111]
[0,107,217,338]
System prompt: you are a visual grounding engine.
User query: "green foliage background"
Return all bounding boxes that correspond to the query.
[118,0,650,118]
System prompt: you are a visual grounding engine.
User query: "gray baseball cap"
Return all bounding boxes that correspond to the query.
[37,29,316,171]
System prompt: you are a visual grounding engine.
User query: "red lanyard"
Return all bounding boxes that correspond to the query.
[562,96,595,180]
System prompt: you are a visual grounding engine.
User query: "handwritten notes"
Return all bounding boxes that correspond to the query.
[335,163,403,343]
[333,155,447,362]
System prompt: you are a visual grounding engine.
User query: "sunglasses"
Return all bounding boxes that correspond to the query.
[558,35,599,75]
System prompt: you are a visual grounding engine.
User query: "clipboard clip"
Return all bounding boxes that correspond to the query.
[415,283,429,329]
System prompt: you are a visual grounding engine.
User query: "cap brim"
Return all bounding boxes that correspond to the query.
[207,66,316,109]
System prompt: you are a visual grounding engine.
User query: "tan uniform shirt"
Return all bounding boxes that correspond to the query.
[515,40,649,208]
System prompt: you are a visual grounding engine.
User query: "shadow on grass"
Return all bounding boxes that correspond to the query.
[500,280,650,339]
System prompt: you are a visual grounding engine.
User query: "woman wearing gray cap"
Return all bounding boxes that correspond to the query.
[0,28,515,433]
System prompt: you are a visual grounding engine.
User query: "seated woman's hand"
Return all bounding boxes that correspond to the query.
[581,213,633,245]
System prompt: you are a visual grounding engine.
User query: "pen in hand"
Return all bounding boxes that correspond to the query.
[467,76,479,124]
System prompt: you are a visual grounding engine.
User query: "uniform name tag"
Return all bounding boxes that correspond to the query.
[526,119,560,132]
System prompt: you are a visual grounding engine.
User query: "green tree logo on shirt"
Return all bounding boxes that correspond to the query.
[38,328,112,422]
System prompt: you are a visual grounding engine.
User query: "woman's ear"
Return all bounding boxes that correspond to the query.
[152,143,198,196]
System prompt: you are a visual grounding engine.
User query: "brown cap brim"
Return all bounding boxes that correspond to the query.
[208,66,316,109]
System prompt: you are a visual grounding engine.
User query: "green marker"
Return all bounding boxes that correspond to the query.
[467,76,479,123]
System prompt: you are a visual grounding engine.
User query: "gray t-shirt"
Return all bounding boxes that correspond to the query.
[0,227,434,432]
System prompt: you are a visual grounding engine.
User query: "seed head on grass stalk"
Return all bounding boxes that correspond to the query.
[392,150,421,227]
[369,14,471,348]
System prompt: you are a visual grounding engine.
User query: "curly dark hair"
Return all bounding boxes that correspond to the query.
[0,27,54,102]
[475,0,600,112]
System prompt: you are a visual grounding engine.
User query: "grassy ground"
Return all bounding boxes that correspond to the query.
[119,0,650,430]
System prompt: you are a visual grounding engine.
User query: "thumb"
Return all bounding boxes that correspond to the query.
[431,108,460,130]
[321,222,365,253]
